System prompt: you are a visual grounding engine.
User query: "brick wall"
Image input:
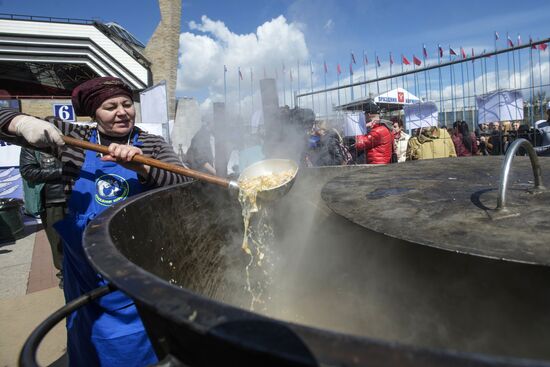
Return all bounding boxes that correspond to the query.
[143,0,181,121]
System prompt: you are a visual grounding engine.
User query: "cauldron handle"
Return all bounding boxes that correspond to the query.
[19,285,114,367]
[497,138,545,210]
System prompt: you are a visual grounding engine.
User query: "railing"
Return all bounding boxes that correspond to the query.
[0,13,97,25]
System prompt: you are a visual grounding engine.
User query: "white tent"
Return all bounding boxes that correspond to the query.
[374,88,421,106]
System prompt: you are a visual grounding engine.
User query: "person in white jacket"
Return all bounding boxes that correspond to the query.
[391,118,410,163]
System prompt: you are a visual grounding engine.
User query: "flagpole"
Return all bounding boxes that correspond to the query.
[539,42,544,119]
[375,52,380,95]
[401,54,406,92]
[438,47,443,118]
[288,67,296,108]
[506,32,513,88]
[460,52,466,119]
[494,32,500,91]
[224,65,227,106]
[324,61,328,118]
[310,60,315,112]
[389,52,393,90]
[517,34,522,93]
[465,50,472,124]
[479,50,487,94]
[250,68,254,120]
[350,52,355,101]
[449,46,456,122]
[472,51,478,127]
[422,44,432,101]
[337,65,341,106]
[413,58,419,103]
[282,62,286,106]
[363,50,367,98]
[532,42,535,127]
[238,67,242,118]
[483,55,489,94]
[297,60,301,105]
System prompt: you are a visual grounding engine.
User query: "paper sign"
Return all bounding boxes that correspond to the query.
[404,102,439,130]
[342,112,366,137]
[476,89,524,124]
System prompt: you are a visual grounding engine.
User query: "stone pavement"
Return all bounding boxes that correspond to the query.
[0,216,66,367]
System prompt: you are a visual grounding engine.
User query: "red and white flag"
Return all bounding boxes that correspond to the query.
[507,35,514,47]
[438,44,444,58]
[495,31,500,41]
[460,47,467,59]
[413,55,422,66]
[402,55,411,65]
[336,63,342,75]
[422,44,428,58]
[530,36,536,48]
[539,43,548,51]
[449,47,457,56]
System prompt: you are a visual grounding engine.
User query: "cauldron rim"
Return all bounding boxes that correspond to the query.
[83,181,550,367]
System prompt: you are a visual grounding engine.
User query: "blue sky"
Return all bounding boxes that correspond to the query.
[2,0,549,115]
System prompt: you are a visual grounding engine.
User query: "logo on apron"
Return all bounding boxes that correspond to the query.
[95,174,129,206]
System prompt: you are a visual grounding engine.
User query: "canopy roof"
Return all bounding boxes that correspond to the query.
[335,88,421,112]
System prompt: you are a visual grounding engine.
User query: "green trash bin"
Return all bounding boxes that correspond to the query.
[0,198,25,242]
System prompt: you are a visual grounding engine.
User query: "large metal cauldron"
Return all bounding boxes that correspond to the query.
[83,159,550,367]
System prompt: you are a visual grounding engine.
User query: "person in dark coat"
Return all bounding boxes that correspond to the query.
[310,121,347,166]
[186,120,217,175]
[19,121,66,286]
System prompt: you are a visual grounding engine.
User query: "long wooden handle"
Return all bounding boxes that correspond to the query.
[62,136,231,188]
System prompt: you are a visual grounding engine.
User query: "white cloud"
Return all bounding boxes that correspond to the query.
[177,15,309,118]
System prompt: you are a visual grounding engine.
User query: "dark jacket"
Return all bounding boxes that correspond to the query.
[186,125,214,173]
[313,129,345,166]
[19,148,65,205]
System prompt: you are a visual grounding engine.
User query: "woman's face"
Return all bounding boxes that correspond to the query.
[94,95,135,137]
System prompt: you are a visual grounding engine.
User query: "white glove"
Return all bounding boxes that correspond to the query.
[13,115,65,147]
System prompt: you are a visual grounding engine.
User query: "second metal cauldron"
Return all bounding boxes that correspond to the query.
[83,159,550,367]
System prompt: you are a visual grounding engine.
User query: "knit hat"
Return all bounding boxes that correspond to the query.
[71,77,133,117]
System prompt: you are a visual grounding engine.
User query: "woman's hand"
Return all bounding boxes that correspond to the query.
[101,143,150,177]
[9,115,65,147]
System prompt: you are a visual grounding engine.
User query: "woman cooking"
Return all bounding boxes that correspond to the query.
[0,77,190,366]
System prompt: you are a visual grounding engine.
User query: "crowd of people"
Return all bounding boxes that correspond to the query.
[303,100,550,167]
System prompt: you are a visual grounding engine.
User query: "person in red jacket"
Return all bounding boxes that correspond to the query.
[355,100,393,164]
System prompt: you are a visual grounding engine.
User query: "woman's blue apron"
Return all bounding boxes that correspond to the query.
[54,129,157,367]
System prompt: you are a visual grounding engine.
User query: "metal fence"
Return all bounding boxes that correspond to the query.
[295,38,550,129]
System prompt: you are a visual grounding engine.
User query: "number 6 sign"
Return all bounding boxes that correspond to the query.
[53,104,76,122]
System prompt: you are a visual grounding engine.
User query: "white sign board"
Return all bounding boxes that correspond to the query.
[375,88,420,105]
[0,141,21,167]
[404,102,439,130]
[342,112,366,137]
[140,82,168,124]
[476,90,524,124]
[135,123,164,137]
